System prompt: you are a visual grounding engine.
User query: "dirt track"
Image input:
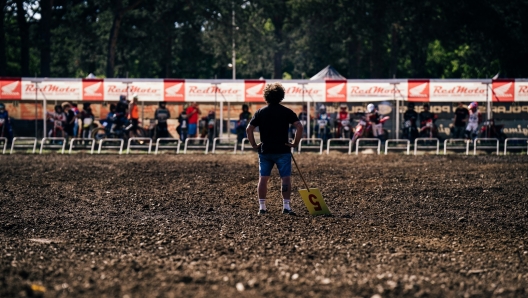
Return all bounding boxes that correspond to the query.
[1,153,527,297]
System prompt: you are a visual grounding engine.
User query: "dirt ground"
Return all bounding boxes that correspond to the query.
[1,153,527,297]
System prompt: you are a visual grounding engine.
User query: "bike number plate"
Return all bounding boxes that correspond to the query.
[298,188,331,216]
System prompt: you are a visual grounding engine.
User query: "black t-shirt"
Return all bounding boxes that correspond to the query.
[454,107,469,126]
[249,103,299,154]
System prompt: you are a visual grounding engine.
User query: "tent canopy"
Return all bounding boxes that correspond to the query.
[310,65,346,80]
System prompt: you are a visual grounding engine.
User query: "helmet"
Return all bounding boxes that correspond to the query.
[468,102,478,109]
[340,103,347,109]
[132,93,138,99]
[0,103,5,111]
[319,105,326,112]
[367,103,375,113]
[119,95,127,101]
[408,102,415,109]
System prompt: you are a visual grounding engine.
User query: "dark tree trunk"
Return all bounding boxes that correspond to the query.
[39,0,53,77]
[369,0,384,78]
[389,23,399,78]
[106,12,123,78]
[105,0,144,78]
[0,0,7,76]
[15,0,30,76]
[273,51,282,79]
[164,34,172,78]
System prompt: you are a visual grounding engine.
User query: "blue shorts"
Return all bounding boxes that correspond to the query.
[188,123,197,135]
[259,153,292,177]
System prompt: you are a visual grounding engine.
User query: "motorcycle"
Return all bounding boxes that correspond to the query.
[91,117,146,141]
[315,114,331,142]
[480,119,507,141]
[350,113,389,146]
[337,119,352,139]
[402,120,418,142]
[0,118,5,138]
[419,119,438,138]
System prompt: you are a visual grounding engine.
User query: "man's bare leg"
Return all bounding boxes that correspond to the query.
[281,176,292,211]
[258,176,270,211]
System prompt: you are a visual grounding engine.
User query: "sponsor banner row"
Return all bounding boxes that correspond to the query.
[1,79,527,102]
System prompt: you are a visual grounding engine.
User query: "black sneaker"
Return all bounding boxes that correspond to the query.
[258,209,268,215]
[282,209,296,216]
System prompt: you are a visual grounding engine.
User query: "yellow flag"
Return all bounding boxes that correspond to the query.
[298,188,331,216]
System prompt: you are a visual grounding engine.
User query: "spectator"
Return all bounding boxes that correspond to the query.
[465,102,482,140]
[155,101,171,139]
[453,102,469,138]
[295,104,309,138]
[79,103,95,139]
[62,103,75,139]
[128,94,140,135]
[70,102,80,137]
[105,104,117,134]
[186,102,201,138]
[177,111,189,142]
[0,103,13,141]
[237,104,252,144]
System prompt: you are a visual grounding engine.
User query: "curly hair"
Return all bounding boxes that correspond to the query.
[263,83,285,104]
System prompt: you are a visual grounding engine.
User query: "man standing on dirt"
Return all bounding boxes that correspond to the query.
[186,102,201,138]
[246,83,303,215]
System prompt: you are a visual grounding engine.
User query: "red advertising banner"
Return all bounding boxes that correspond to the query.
[164,79,185,102]
[325,80,347,102]
[0,78,22,100]
[492,79,515,102]
[244,80,266,102]
[407,80,429,102]
[82,79,104,101]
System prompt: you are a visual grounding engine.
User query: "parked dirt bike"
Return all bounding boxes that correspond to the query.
[350,113,389,146]
[315,115,331,142]
[419,119,438,138]
[480,119,507,141]
[402,120,418,142]
[336,119,352,139]
[91,119,146,141]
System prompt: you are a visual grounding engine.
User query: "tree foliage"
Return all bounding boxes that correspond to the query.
[1,0,527,79]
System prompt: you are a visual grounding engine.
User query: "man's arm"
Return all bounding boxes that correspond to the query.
[246,124,261,150]
[286,121,303,147]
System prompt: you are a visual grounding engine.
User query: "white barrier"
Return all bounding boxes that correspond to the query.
[154,138,180,154]
[40,137,66,154]
[443,139,470,155]
[184,138,209,154]
[414,138,440,155]
[298,138,323,154]
[69,138,95,154]
[504,138,528,155]
[98,139,124,154]
[10,137,37,154]
[0,137,7,154]
[385,139,410,155]
[326,138,352,154]
[127,137,152,154]
[240,138,252,153]
[473,138,499,155]
[356,138,381,155]
[212,138,237,154]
